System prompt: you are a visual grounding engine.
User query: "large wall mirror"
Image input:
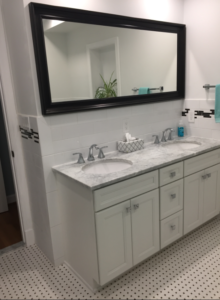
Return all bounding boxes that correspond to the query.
[29,3,186,115]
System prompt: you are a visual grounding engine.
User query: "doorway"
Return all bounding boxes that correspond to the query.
[0,97,22,250]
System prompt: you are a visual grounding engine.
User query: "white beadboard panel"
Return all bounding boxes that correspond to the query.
[47,191,62,227]
[42,155,58,193]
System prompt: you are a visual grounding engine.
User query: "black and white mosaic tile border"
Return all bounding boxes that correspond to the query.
[19,126,40,144]
[182,108,215,119]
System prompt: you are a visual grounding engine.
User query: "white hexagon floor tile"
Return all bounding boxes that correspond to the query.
[1,216,220,299]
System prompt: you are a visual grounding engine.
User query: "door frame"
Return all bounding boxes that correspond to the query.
[0,78,25,243]
[0,2,34,246]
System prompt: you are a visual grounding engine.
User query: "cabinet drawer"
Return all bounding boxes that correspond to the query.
[159,162,183,186]
[184,149,220,176]
[94,170,158,212]
[160,179,183,220]
[160,211,183,249]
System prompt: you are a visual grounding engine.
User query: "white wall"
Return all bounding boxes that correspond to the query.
[2,0,184,265]
[0,0,35,247]
[184,0,220,101]
[1,0,38,116]
[183,0,220,139]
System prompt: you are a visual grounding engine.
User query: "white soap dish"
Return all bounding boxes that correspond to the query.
[118,139,144,153]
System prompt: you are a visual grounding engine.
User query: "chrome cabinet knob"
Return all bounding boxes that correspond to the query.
[170,171,176,178]
[170,193,176,199]
[125,207,131,213]
[170,224,176,230]
[133,204,139,210]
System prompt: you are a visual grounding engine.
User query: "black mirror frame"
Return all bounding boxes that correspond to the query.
[29,2,186,116]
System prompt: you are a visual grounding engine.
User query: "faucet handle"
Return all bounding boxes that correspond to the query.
[152,135,160,144]
[167,129,174,141]
[161,131,167,142]
[73,153,85,164]
[96,146,108,159]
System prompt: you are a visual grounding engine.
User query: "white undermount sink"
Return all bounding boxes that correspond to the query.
[162,141,201,151]
[82,159,133,175]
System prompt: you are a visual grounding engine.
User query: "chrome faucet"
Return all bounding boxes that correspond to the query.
[167,128,174,141]
[161,128,173,142]
[87,144,97,161]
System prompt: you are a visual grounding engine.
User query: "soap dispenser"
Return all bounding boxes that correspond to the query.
[178,119,184,137]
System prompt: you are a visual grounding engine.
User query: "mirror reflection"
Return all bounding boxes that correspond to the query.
[43,19,177,103]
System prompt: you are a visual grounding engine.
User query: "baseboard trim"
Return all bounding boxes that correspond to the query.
[7,194,16,204]
[64,261,98,293]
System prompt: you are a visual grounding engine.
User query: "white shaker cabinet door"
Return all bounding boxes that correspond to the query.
[0,160,8,213]
[184,171,204,235]
[131,189,160,266]
[95,200,132,286]
[203,164,220,223]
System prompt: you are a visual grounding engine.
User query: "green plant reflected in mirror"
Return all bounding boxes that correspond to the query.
[95,72,117,99]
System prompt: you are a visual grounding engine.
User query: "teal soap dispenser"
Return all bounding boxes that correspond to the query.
[178,118,184,137]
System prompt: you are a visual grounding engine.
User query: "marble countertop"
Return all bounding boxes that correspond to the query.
[53,136,220,191]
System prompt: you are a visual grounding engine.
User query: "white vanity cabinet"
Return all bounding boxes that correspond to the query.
[56,147,220,291]
[184,164,220,234]
[96,200,133,285]
[95,180,160,285]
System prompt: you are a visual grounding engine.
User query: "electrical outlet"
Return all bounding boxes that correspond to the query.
[123,119,130,133]
[188,110,195,123]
